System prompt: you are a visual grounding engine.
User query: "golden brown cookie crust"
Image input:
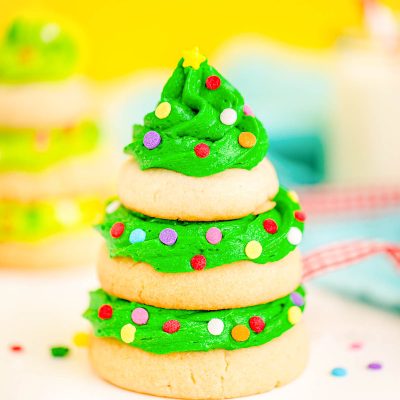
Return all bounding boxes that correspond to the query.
[118,157,279,221]
[89,322,308,399]
[97,245,302,310]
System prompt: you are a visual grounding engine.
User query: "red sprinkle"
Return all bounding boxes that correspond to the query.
[294,211,306,222]
[10,345,23,352]
[263,219,278,234]
[163,320,180,334]
[190,255,207,270]
[194,143,210,158]
[249,316,266,333]
[98,304,113,320]
[205,75,221,90]
[110,222,125,238]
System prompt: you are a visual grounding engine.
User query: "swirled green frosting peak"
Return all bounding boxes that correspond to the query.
[0,19,78,82]
[125,49,268,177]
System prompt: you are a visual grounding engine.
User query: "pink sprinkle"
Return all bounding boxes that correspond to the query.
[131,307,149,325]
[206,227,222,245]
[350,342,363,350]
[243,104,254,117]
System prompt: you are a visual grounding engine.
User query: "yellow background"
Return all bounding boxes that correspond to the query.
[1,0,399,79]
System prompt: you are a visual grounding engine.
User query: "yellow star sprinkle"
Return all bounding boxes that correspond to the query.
[182,47,206,70]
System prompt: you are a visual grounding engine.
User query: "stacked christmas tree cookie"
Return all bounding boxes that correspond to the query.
[85,48,308,399]
[0,20,115,268]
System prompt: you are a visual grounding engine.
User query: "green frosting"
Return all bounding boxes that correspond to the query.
[0,19,78,82]
[124,57,268,177]
[0,197,103,242]
[0,120,100,172]
[97,188,304,273]
[84,286,306,354]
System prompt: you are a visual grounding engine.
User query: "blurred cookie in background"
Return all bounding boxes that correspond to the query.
[0,19,117,268]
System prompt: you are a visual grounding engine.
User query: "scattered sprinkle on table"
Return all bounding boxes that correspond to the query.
[349,341,363,350]
[50,346,70,358]
[367,362,382,370]
[73,332,89,347]
[10,344,23,352]
[331,367,347,377]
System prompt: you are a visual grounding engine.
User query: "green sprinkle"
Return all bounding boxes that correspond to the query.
[50,346,70,358]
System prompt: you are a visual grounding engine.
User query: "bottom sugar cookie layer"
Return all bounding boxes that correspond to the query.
[0,196,103,241]
[84,286,305,355]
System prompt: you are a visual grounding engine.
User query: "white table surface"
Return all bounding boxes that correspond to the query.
[1,265,399,400]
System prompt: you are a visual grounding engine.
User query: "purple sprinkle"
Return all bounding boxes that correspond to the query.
[143,131,161,150]
[290,292,304,307]
[367,362,382,370]
[159,228,178,246]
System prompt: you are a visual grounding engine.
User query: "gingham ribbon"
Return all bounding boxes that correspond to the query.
[303,240,400,281]
[299,185,400,214]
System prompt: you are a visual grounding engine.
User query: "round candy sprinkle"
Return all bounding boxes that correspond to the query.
[249,316,265,333]
[206,227,222,245]
[50,346,69,358]
[263,219,278,234]
[110,222,125,238]
[163,320,180,334]
[143,131,161,150]
[131,307,149,325]
[159,228,178,246]
[367,362,382,370]
[73,332,89,347]
[231,325,250,342]
[129,228,146,244]
[220,108,237,125]
[155,102,171,119]
[98,304,113,320]
[121,324,136,343]
[349,342,363,350]
[106,200,120,214]
[238,132,257,148]
[290,292,305,307]
[190,255,206,270]
[288,306,302,325]
[205,75,221,90]
[288,190,299,203]
[287,227,303,245]
[10,344,23,352]
[245,240,262,259]
[294,210,306,222]
[208,318,224,336]
[243,104,255,116]
[331,367,347,377]
[194,143,210,158]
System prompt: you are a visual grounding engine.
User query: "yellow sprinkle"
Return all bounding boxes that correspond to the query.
[73,331,89,347]
[245,240,262,259]
[288,306,302,325]
[121,324,136,343]
[155,102,171,119]
[288,190,299,203]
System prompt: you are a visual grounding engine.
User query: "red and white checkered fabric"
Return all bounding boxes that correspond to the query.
[303,240,400,281]
[299,185,400,215]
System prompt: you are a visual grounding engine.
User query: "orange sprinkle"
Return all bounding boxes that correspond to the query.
[231,325,250,342]
[238,132,257,148]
